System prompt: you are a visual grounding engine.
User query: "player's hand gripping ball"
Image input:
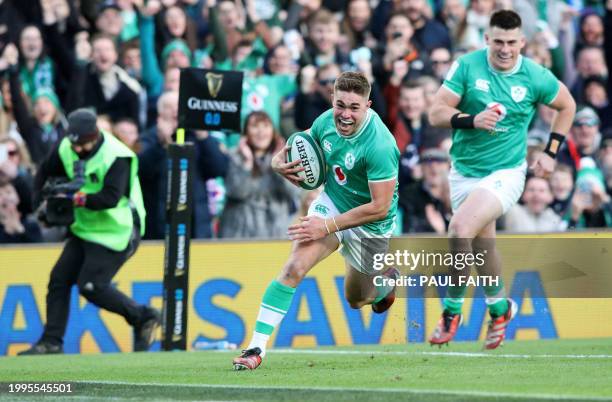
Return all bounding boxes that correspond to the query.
[286,132,326,190]
[486,102,507,120]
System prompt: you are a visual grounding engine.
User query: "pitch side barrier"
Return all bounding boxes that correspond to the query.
[0,233,611,355]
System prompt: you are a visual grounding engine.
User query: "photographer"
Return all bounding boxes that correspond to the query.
[19,109,159,355]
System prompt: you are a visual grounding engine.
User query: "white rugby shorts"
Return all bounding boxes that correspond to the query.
[307,192,392,274]
[449,162,527,214]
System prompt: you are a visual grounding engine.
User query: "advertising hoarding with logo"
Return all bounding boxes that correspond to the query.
[178,68,244,131]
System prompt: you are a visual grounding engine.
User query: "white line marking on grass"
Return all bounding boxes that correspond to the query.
[268,349,612,359]
[74,381,612,401]
[23,397,224,402]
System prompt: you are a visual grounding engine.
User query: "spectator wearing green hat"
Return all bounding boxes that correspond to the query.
[7,45,66,167]
[567,156,612,229]
[161,39,192,70]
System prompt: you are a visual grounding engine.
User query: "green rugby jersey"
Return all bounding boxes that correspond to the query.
[443,48,560,177]
[310,108,399,235]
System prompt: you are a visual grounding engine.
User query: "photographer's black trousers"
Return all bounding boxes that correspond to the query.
[41,236,149,345]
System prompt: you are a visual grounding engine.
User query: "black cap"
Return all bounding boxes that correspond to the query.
[67,109,100,145]
[420,148,450,163]
[97,0,120,13]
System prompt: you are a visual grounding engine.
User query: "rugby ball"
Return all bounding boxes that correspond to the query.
[486,102,507,121]
[287,131,326,190]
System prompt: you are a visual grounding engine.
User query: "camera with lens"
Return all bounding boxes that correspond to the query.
[40,161,86,226]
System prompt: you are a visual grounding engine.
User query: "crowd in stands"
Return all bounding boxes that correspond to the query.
[0,0,611,243]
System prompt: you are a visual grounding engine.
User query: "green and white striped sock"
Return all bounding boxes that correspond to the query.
[247,280,296,357]
[484,279,507,318]
[443,280,468,314]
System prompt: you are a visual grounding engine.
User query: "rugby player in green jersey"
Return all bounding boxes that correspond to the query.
[233,72,401,370]
[427,10,576,349]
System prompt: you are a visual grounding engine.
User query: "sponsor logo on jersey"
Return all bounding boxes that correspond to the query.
[511,86,527,102]
[323,140,332,153]
[345,153,355,170]
[333,164,347,186]
[475,79,490,92]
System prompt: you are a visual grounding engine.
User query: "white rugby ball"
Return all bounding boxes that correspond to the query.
[287,131,326,190]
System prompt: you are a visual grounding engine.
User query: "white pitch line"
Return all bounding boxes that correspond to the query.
[262,349,612,359]
[13,396,225,402]
[74,381,612,401]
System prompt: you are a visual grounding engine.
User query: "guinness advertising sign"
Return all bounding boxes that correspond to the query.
[178,68,244,131]
[162,145,194,351]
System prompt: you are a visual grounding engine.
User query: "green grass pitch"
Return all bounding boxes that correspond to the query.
[1,338,611,402]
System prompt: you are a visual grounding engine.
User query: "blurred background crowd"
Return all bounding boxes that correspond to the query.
[0,0,611,243]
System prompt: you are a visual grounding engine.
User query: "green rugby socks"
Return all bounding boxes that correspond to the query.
[443,287,467,315]
[247,280,296,357]
[484,279,508,318]
[443,280,507,317]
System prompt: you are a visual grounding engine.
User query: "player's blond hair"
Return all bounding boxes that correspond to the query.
[334,71,371,99]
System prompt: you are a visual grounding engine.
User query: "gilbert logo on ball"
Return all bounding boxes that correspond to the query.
[486,102,507,122]
[287,132,326,190]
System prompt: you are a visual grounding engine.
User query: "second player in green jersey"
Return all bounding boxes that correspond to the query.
[428,10,576,350]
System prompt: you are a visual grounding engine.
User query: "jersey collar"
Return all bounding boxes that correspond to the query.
[336,109,373,142]
[485,47,523,76]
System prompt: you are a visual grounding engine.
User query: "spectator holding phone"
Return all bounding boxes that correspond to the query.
[375,12,427,87]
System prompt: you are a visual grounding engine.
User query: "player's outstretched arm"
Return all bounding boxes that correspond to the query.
[530,82,576,178]
[287,180,395,243]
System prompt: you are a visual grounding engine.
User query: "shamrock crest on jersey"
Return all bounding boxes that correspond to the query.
[511,86,527,102]
[345,153,355,170]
